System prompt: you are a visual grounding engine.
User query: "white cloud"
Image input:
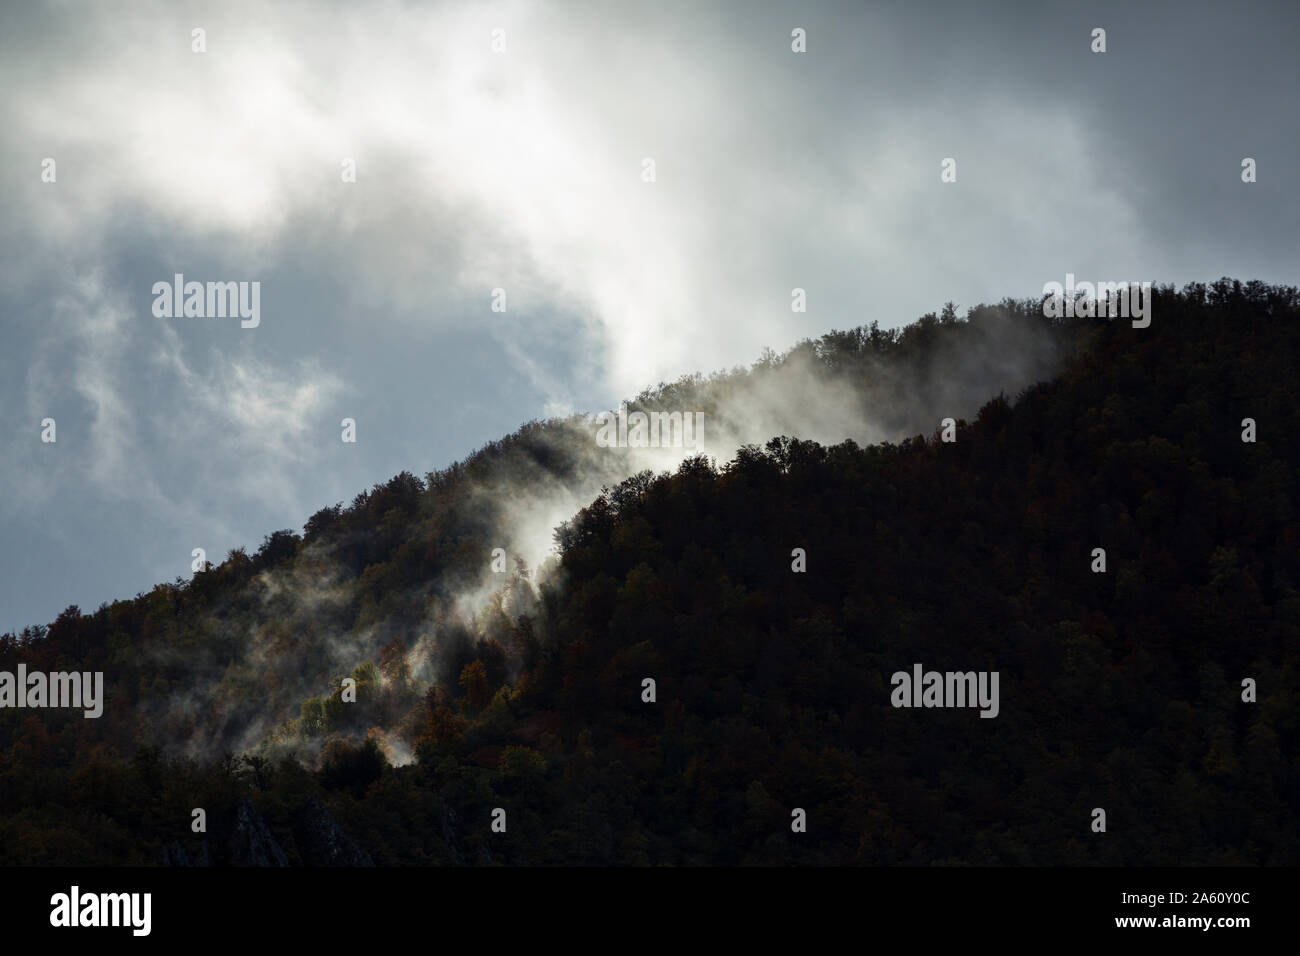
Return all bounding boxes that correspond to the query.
[1,0,1136,404]
[13,270,343,530]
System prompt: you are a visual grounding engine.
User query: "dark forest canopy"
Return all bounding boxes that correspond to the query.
[2,278,1297,865]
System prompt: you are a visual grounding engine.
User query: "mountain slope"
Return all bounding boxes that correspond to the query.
[2,278,1297,865]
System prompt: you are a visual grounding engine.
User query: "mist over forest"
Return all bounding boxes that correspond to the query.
[3,280,1296,866]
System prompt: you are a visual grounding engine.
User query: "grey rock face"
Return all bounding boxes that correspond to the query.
[294,797,374,866]
[229,796,289,867]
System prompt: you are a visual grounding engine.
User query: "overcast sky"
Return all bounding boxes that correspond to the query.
[1,0,1296,634]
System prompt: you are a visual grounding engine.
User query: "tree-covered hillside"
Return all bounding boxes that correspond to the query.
[2,279,1296,865]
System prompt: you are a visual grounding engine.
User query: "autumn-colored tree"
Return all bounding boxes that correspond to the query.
[458,659,492,714]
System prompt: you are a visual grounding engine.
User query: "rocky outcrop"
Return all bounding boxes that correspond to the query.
[229,796,289,866]
[159,796,372,866]
[160,839,211,867]
[442,805,466,865]
[293,797,374,866]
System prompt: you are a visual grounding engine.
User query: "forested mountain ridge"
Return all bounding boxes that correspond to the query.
[2,278,1297,865]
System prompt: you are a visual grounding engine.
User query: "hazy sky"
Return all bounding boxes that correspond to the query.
[1,0,1296,633]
